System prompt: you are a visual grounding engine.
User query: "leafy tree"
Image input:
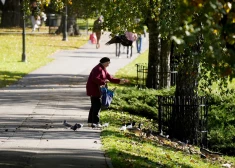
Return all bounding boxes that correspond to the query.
[0,0,23,27]
[1,0,234,144]
[0,0,50,27]
[98,0,235,143]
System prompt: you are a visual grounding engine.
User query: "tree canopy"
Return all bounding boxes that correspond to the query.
[1,0,234,91]
[98,0,234,91]
[49,0,235,92]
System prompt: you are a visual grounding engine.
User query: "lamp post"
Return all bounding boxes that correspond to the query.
[22,0,26,62]
[62,0,68,41]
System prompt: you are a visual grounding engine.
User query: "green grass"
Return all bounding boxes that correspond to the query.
[1,28,234,167]
[77,18,95,31]
[115,50,147,79]
[100,51,235,168]
[0,30,88,87]
[108,49,148,89]
[101,111,235,168]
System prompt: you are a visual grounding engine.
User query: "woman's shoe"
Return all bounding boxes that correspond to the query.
[88,123,92,127]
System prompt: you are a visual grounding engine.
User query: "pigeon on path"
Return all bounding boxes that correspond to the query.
[71,123,83,131]
[63,120,83,131]
[91,123,102,129]
[63,120,72,127]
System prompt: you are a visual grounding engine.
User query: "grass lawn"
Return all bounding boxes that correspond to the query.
[0,27,234,167]
[0,29,88,87]
[101,111,235,168]
[77,18,95,31]
[100,50,235,168]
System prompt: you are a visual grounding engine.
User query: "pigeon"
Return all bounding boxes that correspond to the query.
[102,123,109,127]
[200,147,222,159]
[177,140,188,150]
[91,123,102,129]
[63,120,72,127]
[200,154,207,159]
[143,129,152,138]
[222,163,232,168]
[120,125,126,131]
[70,123,78,131]
[126,124,133,129]
[127,127,142,136]
[122,121,135,128]
[126,122,142,130]
[70,123,83,131]
[126,121,136,128]
[127,123,143,136]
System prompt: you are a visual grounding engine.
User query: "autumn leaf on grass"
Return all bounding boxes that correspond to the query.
[190,158,197,163]
[165,153,172,160]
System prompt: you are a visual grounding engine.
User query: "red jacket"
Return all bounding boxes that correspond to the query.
[86,63,120,97]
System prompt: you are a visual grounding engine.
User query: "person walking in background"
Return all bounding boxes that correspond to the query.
[136,26,147,53]
[125,31,137,57]
[125,31,137,43]
[86,57,129,127]
[92,16,103,49]
[30,1,40,32]
[136,34,142,53]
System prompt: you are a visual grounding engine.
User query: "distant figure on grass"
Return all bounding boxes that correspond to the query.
[92,16,103,49]
[30,1,40,32]
[86,57,129,128]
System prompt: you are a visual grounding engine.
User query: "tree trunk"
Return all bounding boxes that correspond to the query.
[146,18,160,89]
[0,0,23,27]
[170,36,202,143]
[170,58,200,143]
[55,15,81,36]
[175,57,199,96]
[146,18,171,89]
[159,38,171,89]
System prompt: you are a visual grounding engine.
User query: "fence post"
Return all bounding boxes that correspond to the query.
[158,96,162,133]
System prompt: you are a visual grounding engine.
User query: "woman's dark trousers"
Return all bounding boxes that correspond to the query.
[88,96,101,124]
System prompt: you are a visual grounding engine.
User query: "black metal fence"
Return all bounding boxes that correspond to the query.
[136,63,148,88]
[136,63,178,88]
[158,96,209,147]
[170,63,178,86]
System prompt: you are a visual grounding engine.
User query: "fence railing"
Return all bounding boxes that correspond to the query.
[136,63,178,88]
[158,96,209,147]
[136,63,148,88]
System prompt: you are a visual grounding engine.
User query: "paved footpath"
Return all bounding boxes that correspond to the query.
[0,32,149,168]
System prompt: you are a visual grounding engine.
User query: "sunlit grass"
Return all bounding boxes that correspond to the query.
[101,110,234,168]
[115,49,148,79]
[101,51,235,168]
[0,30,88,87]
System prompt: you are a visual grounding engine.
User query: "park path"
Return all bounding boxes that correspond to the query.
[0,32,149,168]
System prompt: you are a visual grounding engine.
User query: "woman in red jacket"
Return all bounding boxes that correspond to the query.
[86,57,128,127]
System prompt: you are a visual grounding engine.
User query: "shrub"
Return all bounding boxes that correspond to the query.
[110,87,175,121]
[207,92,235,155]
[110,86,235,156]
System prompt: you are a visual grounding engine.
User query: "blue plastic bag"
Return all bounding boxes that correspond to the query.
[100,87,114,108]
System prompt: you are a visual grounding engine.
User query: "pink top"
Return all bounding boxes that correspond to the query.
[125,32,137,41]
